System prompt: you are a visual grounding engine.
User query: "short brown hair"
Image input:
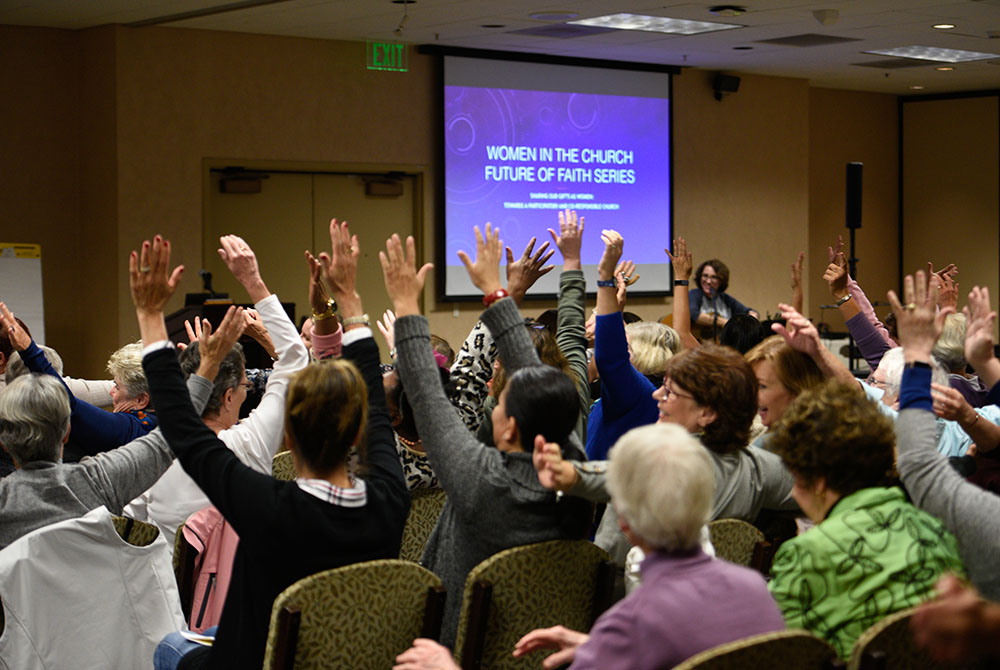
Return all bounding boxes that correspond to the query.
[769,380,895,495]
[664,345,757,453]
[745,335,825,397]
[694,259,730,293]
[284,359,368,476]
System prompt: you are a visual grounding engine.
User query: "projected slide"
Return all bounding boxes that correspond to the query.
[441,57,672,298]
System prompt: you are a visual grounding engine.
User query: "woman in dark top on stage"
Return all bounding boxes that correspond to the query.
[132,227,408,670]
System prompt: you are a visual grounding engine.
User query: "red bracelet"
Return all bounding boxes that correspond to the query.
[482,288,509,307]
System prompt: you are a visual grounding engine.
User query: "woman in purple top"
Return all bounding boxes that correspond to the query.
[393,423,785,670]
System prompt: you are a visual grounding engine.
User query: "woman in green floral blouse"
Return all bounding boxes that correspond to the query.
[767,379,965,659]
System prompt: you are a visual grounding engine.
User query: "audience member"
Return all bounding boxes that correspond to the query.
[384,224,592,646]
[142,225,408,670]
[689,258,757,342]
[767,377,965,659]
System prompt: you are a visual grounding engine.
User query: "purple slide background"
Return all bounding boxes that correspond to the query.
[444,85,670,271]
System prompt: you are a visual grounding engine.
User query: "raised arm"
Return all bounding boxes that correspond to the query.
[790,251,804,315]
[216,234,310,472]
[304,249,343,359]
[667,237,700,350]
[964,286,1000,388]
[772,303,856,384]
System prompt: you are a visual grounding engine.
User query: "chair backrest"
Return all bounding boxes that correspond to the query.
[672,630,839,670]
[454,539,614,670]
[111,514,161,546]
[263,559,445,670]
[272,450,296,481]
[708,518,774,574]
[399,488,447,562]
[848,607,955,670]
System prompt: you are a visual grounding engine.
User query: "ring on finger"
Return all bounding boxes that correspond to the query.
[905,303,916,311]
[139,266,151,273]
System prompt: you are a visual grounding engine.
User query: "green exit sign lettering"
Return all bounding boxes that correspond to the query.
[367,41,408,72]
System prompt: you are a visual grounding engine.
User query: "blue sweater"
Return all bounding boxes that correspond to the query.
[20,341,157,459]
[585,314,659,461]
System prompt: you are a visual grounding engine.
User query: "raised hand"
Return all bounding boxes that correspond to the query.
[303,250,334,315]
[771,303,822,358]
[823,251,849,299]
[196,305,246,380]
[888,270,950,362]
[597,229,623,281]
[0,302,31,351]
[963,286,999,382]
[218,234,268,302]
[532,435,578,492]
[666,237,692,281]
[512,625,590,668]
[318,219,361,312]
[929,262,960,311]
[506,237,555,305]
[790,251,804,292]
[243,307,277,359]
[827,234,844,264]
[380,234,433,317]
[456,223,504,295]
[547,209,584,270]
[377,309,397,352]
[129,235,184,315]
[614,260,637,312]
[930,383,976,424]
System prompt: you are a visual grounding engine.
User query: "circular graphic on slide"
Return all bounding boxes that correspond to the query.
[566,93,600,131]
[445,88,515,204]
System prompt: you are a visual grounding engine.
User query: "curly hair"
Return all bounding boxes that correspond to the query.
[664,344,757,453]
[744,335,825,397]
[768,380,895,495]
[694,259,730,294]
[626,321,676,376]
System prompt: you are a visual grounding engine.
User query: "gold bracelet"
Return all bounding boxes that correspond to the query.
[341,313,370,327]
[311,298,337,323]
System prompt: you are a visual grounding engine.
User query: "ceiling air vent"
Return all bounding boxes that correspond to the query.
[755,33,861,47]
[852,59,928,69]
[509,24,617,38]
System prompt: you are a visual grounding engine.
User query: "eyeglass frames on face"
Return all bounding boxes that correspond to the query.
[661,384,696,401]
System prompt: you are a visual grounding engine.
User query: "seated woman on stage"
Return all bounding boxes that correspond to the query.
[767,378,965,659]
[139,226,409,670]
[688,258,756,342]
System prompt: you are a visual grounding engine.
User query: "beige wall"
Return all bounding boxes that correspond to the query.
[3,24,908,376]
[903,96,999,313]
[808,87,900,333]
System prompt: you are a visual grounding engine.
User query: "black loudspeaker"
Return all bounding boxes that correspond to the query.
[713,74,741,101]
[846,162,863,230]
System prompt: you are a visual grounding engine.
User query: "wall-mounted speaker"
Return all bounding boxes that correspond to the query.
[713,74,741,101]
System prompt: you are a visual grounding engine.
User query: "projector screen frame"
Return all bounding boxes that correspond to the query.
[420,45,679,302]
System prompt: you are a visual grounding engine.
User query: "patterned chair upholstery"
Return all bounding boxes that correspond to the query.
[848,607,962,670]
[111,515,161,547]
[454,539,614,670]
[399,488,447,562]
[672,630,839,670]
[263,559,445,670]
[708,518,774,575]
[272,450,296,481]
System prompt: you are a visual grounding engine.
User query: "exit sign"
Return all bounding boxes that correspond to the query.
[367,41,408,72]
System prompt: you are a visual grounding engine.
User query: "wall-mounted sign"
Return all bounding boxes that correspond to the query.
[367,41,408,72]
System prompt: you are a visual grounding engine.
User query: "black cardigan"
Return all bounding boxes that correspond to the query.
[143,335,409,670]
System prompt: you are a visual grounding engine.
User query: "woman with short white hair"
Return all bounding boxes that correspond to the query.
[508,423,785,670]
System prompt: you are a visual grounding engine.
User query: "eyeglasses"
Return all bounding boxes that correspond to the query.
[241,381,253,392]
[380,363,395,375]
[662,384,696,401]
[701,273,721,282]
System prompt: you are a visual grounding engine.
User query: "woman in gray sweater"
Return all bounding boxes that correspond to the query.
[380,226,593,646]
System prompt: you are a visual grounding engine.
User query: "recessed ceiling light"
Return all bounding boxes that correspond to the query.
[864,45,999,63]
[936,66,954,71]
[528,11,579,21]
[708,5,746,17]
[732,46,753,50]
[569,13,743,35]
[910,85,925,90]
[932,23,955,30]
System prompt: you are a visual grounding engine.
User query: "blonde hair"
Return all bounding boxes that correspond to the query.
[745,335,825,397]
[106,341,147,398]
[625,322,676,376]
[284,359,368,476]
[933,313,967,372]
[606,423,714,552]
